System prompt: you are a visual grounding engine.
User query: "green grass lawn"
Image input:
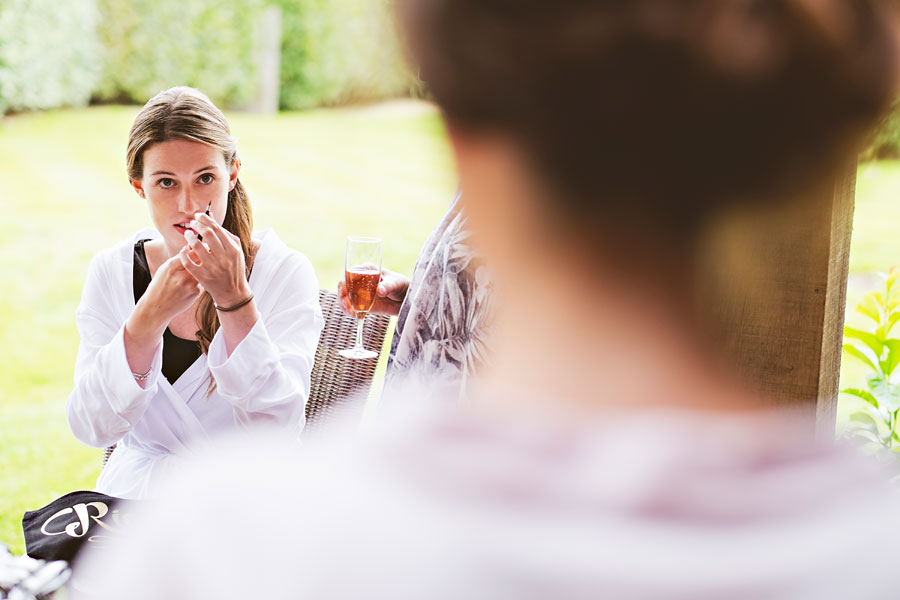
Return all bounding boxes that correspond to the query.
[2,104,900,556]
[0,102,456,554]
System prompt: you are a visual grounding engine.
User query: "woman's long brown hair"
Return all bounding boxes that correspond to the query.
[126,86,254,358]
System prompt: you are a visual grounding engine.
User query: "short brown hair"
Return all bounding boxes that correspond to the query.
[399,0,898,239]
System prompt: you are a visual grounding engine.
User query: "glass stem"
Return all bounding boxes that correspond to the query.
[356,316,365,351]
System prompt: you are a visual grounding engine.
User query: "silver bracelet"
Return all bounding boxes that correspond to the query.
[132,369,151,381]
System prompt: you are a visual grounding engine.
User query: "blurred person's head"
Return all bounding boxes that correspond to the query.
[397,0,899,410]
[399,0,898,289]
[126,86,253,354]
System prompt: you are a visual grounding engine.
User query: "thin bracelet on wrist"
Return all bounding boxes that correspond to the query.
[215,293,254,312]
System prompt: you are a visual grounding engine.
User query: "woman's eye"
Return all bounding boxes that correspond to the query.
[158,178,175,189]
[198,173,215,184]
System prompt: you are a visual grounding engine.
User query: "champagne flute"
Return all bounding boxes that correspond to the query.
[339,236,382,359]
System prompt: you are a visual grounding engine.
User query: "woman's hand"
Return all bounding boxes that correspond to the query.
[182,212,258,356]
[125,253,202,383]
[180,212,251,307]
[338,267,410,317]
[144,253,205,320]
[131,253,203,335]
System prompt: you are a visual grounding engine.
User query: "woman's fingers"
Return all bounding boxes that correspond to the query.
[337,280,354,316]
[182,234,209,270]
[179,214,249,306]
[161,252,195,277]
[194,212,233,249]
[187,219,224,254]
[153,252,202,310]
[181,233,207,264]
[178,247,197,270]
[379,269,411,301]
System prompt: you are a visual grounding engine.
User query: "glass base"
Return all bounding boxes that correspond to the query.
[338,347,377,359]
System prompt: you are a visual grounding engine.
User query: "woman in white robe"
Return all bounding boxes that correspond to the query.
[66,87,323,499]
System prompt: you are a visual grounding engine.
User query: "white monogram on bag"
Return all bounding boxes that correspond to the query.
[39,501,129,545]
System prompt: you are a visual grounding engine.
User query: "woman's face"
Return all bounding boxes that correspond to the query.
[131,138,238,256]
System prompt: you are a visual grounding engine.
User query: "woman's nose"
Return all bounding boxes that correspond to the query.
[177,188,202,214]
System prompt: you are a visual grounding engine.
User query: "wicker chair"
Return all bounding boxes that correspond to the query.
[103,289,391,465]
[305,288,391,429]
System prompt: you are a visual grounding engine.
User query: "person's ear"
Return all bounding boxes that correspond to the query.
[130,178,146,199]
[229,160,240,191]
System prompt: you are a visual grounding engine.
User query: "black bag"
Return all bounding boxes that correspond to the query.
[22,491,134,562]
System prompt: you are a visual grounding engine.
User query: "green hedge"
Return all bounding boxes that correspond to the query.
[0,0,100,114]
[0,0,414,114]
[94,0,264,108]
[94,0,413,110]
[278,0,415,110]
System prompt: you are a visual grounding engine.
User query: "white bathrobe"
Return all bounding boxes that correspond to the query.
[66,228,323,499]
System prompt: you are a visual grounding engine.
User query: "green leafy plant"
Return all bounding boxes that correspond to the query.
[842,268,900,452]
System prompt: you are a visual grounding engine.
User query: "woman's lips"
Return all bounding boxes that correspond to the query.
[174,224,198,236]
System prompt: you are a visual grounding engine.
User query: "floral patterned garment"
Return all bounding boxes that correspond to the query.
[384,192,494,404]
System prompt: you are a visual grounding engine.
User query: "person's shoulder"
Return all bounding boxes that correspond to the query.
[87,228,158,275]
[253,228,316,278]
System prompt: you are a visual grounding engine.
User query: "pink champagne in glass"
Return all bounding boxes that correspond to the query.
[339,236,382,359]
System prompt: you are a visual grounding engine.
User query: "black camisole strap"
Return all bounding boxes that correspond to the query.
[133,240,201,385]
